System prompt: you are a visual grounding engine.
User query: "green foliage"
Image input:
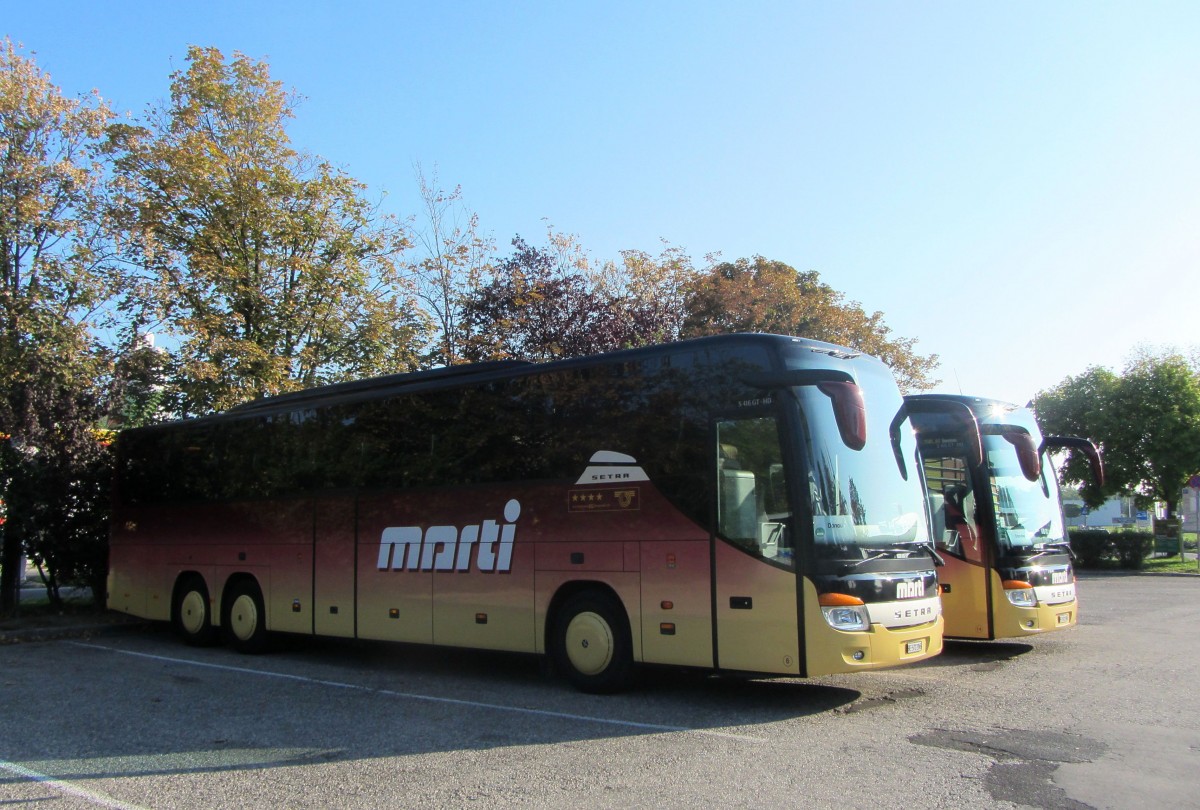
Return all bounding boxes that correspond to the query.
[1,360,111,608]
[1035,351,1200,516]
[106,46,430,415]
[1112,532,1155,569]
[0,38,117,610]
[407,166,495,367]
[1069,529,1111,568]
[1069,529,1154,570]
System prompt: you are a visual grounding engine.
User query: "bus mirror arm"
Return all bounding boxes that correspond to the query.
[1041,436,1105,487]
[887,409,909,481]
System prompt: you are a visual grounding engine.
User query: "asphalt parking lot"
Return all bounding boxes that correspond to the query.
[0,571,1196,809]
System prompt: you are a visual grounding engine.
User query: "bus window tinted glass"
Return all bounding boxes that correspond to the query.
[716,416,794,567]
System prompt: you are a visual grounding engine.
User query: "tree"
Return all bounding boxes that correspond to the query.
[0,38,116,610]
[107,46,430,415]
[1034,350,1200,516]
[1,359,111,608]
[407,165,493,367]
[591,242,700,348]
[1031,366,1121,508]
[680,257,939,392]
[460,234,611,362]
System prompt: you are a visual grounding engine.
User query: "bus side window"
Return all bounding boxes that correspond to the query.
[943,484,983,562]
[716,418,793,565]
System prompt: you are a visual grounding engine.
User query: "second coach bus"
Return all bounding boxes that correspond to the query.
[109,334,944,691]
[906,394,1103,640]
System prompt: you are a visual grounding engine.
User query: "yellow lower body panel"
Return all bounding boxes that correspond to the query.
[992,594,1078,638]
[803,579,944,676]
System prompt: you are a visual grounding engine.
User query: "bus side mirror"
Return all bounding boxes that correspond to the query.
[817,381,866,451]
[988,426,1041,481]
[1042,436,1105,487]
[742,369,866,451]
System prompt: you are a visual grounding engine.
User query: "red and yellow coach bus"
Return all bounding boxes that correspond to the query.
[905,394,1103,641]
[109,334,944,691]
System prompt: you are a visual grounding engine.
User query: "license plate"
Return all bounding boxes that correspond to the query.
[1057,612,1071,625]
[905,640,924,655]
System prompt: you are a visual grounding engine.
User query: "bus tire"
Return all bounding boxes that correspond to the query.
[222,579,268,654]
[173,576,217,646]
[551,590,634,693]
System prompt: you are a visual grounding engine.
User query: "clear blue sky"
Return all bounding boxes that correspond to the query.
[8,1,1199,405]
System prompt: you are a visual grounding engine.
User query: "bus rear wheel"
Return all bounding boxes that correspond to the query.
[223,579,267,654]
[552,590,634,693]
[172,576,217,646]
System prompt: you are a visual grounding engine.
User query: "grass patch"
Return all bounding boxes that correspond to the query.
[1142,556,1199,574]
[0,595,103,630]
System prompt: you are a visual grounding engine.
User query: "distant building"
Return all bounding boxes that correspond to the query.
[1061,493,1156,531]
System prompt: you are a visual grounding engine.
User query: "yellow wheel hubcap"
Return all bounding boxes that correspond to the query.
[564,610,614,676]
[229,594,259,642]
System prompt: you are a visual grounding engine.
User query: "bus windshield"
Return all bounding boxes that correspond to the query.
[987,436,1067,554]
[789,364,929,555]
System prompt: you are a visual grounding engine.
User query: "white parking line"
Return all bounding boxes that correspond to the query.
[69,641,763,743]
[0,759,149,810]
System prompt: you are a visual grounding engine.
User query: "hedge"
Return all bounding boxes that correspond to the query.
[1068,529,1154,570]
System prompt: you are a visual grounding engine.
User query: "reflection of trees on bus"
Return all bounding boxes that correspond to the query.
[118,347,768,535]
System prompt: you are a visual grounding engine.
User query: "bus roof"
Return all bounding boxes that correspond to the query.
[147,333,874,428]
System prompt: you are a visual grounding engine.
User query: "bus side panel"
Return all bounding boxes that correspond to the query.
[714,540,800,675]
[314,496,357,638]
[639,539,713,668]
[218,500,314,635]
[531,480,707,662]
[356,494,434,644]
[107,532,160,620]
[111,505,216,622]
[939,555,992,639]
[433,539,536,652]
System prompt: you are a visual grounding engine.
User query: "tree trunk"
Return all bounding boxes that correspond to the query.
[0,528,22,612]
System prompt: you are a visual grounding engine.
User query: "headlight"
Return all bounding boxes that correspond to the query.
[821,605,870,631]
[1004,586,1037,607]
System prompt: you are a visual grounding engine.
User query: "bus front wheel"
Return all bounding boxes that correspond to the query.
[223,579,267,654]
[172,576,217,646]
[551,590,634,693]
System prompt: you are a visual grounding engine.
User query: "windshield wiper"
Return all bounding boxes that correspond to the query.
[1030,541,1076,562]
[888,539,946,567]
[845,551,891,569]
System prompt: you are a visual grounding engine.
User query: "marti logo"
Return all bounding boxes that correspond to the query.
[896,579,925,599]
[377,499,521,574]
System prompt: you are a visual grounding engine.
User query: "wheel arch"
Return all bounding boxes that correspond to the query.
[170,571,208,621]
[219,572,265,629]
[544,579,631,655]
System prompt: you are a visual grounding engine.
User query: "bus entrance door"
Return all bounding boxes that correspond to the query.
[933,483,992,639]
[713,417,803,676]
